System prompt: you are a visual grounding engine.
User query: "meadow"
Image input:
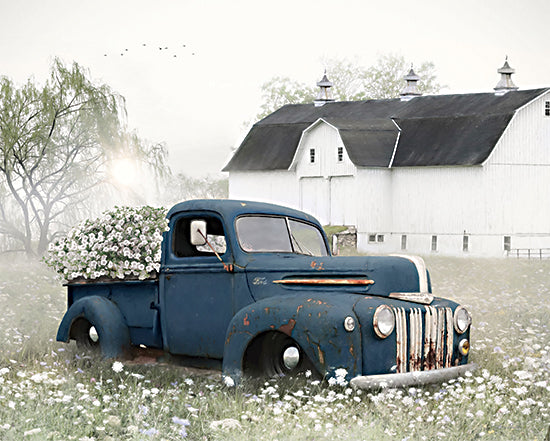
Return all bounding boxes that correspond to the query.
[0,255,549,440]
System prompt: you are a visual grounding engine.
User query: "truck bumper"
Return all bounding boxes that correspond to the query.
[350,363,477,390]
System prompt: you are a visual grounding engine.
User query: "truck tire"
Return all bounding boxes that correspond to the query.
[64,297,131,359]
[72,318,101,352]
[257,332,315,378]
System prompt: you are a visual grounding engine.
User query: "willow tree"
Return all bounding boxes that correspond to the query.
[0,58,167,256]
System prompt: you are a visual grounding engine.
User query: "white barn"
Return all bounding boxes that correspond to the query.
[224,62,550,257]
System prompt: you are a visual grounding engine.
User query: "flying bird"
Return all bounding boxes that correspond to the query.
[102,41,196,59]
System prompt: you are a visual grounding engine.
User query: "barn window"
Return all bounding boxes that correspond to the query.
[377,234,385,243]
[463,235,469,252]
[504,236,511,251]
[545,101,550,116]
[431,235,438,252]
[309,148,316,163]
[337,147,344,162]
[368,234,376,243]
[401,235,407,250]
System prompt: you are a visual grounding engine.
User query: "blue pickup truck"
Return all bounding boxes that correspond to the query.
[56,199,473,388]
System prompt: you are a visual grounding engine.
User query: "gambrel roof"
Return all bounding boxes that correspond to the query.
[223,88,549,171]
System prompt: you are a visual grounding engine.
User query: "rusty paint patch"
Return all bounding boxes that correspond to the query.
[243,314,250,326]
[296,305,303,314]
[308,261,325,270]
[306,299,327,305]
[273,278,374,286]
[317,346,325,365]
[264,307,270,314]
[279,319,296,336]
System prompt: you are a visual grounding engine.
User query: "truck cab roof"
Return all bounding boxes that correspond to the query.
[167,199,320,226]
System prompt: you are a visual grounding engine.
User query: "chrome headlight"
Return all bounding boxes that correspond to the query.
[454,306,471,334]
[373,305,395,339]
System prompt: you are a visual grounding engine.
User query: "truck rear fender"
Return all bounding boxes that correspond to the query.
[222,295,362,384]
[56,295,131,358]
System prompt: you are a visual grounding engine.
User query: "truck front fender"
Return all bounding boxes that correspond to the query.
[56,295,131,358]
[222,294,362,384]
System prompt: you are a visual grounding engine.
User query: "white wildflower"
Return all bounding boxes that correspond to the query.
[112,361,124,373]
[513,370,532,381]
[512,386,528,396]
[105,416,121,427]
[209,419,242,430]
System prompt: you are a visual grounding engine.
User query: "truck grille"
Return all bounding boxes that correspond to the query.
[393,306,454,373]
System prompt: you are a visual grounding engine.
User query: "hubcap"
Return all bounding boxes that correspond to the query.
[282,346,300,370]
[88,326,99,343]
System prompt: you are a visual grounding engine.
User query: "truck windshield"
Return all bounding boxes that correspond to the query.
[235,216,328,256]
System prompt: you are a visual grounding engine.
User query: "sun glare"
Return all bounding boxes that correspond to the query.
[110,158,138,187]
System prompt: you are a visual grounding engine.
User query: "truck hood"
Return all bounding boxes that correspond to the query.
[242,253,433,304]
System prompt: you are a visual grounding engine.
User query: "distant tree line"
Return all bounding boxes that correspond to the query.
[255,54,444,119]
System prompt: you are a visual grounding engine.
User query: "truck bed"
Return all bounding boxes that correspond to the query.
[66,278,162,349]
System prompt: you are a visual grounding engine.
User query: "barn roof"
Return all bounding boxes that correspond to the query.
[223,88,549,171]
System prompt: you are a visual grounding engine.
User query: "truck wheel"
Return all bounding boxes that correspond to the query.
[69,312,131,359]
[258,333,312,378]
[72,318,101,352]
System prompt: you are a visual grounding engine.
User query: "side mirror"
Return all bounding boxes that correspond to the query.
[190,220,207,246]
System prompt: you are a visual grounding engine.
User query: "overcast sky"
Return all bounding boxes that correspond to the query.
[1,0,548,177]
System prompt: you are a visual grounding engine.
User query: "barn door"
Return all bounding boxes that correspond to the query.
[299,177,329,225]
[329,176,355,226]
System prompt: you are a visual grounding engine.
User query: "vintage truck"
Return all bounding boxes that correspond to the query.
[56,199,474,388]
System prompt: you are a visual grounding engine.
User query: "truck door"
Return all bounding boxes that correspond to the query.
[160,212,234,359]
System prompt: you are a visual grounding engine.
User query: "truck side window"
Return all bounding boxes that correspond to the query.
[172,216,226,258]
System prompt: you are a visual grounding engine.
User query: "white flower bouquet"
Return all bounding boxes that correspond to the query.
[44,206,169,281]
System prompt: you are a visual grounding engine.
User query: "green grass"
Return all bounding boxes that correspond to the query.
[0,256,549,440]
[322,225,349,237]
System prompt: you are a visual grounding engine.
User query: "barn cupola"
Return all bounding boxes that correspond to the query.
[400,66,422,101]
[314,70,335,107]
[494,57,519,95]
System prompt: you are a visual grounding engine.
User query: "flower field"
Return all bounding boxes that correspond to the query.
[1,256,549,440]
